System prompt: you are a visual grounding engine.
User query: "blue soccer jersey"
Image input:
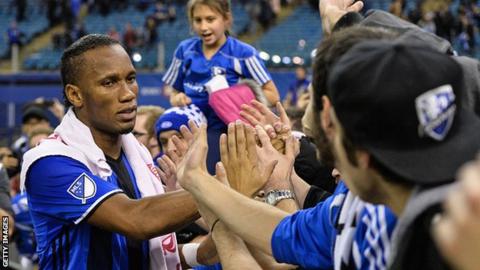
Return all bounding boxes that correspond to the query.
[271,181,397,270]
[163,36,272,130]
[25,155,148,270]
[11,193,37,259]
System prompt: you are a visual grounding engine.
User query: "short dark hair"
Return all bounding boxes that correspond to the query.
[312,26,397,111]
[60,34,121,107]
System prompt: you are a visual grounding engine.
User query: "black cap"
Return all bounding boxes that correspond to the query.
[328,41,480,185]
[22,106,49,124]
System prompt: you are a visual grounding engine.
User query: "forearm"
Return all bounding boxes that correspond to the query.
[186,171,288,255]
[89,191,199,240]
[247,244,296,270]
[262,81,280,105]
[212,222,262,270]
[135,190,200,239]
[290,170,311,207]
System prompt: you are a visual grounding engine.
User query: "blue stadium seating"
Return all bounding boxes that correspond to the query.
[0,0,48,58]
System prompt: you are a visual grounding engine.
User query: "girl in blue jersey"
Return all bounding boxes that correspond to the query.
[163,0,279,172]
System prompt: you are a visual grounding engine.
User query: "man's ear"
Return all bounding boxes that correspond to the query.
[320,96,334,139]
[65,84,83,108]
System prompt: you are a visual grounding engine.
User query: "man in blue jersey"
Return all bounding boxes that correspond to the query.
[20,34,215,270]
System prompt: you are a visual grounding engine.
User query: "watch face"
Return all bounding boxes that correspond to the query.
[266,194,276,205]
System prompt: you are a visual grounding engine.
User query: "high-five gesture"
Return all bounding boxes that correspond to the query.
[176,122,209,189]
[220,121,277,198]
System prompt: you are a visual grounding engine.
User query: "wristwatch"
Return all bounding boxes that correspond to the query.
[265,190,295,206]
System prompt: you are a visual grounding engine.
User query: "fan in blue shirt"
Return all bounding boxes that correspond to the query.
[162,0,279,173]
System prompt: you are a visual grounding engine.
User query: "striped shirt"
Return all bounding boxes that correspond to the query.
[162,36,272,130]
[272,181,397,270]
[25,155,149,270]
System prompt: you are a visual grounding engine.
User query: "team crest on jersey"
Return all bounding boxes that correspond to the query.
[67,173,97,204]
[415,84,456,141]
[211,66,226,76]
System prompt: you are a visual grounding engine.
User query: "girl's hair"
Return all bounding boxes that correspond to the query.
[187,0,232,26]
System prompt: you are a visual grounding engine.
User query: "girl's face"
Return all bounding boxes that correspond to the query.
[192,4,230,49]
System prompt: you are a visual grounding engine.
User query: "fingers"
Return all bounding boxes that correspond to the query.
[215,162,229,186]
[227,122,237,159]
[239,110,260,126]
[245,125,257,162]
[251,100,271,117]
[347,0,364,12]
[240,104,263,124]
[166,147,180,165]
[444,189,469,231]
[284,135,299,159]
[179,125,194,144]
[459,162,480,216]
[264,124,277,139]
[219,133,229,166]
[171,135,188,157]
[188,119,199,134]
[255,125,272,148]
[235,121,247,159]
[276,102,291,127]
[432,216,457,262]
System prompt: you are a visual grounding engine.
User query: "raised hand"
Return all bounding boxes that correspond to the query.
[319,0,364,34]
[157,155,182,192]
[255,125,299,192]
[176,123,208,189]
[220,121,277,198]
[240,101,292,153]
[433,158,480,270]
[167,120,198,163]
[170,92,192,107]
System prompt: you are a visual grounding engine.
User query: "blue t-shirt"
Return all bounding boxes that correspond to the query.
[162,36,272,130]
[25,155,149,270]
[271,181,397,270]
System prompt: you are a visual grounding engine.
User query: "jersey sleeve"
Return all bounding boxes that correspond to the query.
[162,46,185,92]
[271,195,335,269]
[25,156,123,225]
[242,52,272,86]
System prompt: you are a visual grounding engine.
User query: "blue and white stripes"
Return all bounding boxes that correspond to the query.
[245,56,271,85]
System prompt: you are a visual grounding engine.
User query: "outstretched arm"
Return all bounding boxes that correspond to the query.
[177,124,289,255]
[88,190,199,240]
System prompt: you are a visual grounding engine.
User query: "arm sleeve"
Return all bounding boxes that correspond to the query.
[25,156,124,225]
[243,53,272,86]
[271,196,335,269]
[162,46,185,92]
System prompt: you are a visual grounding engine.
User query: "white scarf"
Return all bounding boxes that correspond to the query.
[20,108,181,270]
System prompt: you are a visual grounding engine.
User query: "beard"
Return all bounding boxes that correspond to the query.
[311,126,335,168]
